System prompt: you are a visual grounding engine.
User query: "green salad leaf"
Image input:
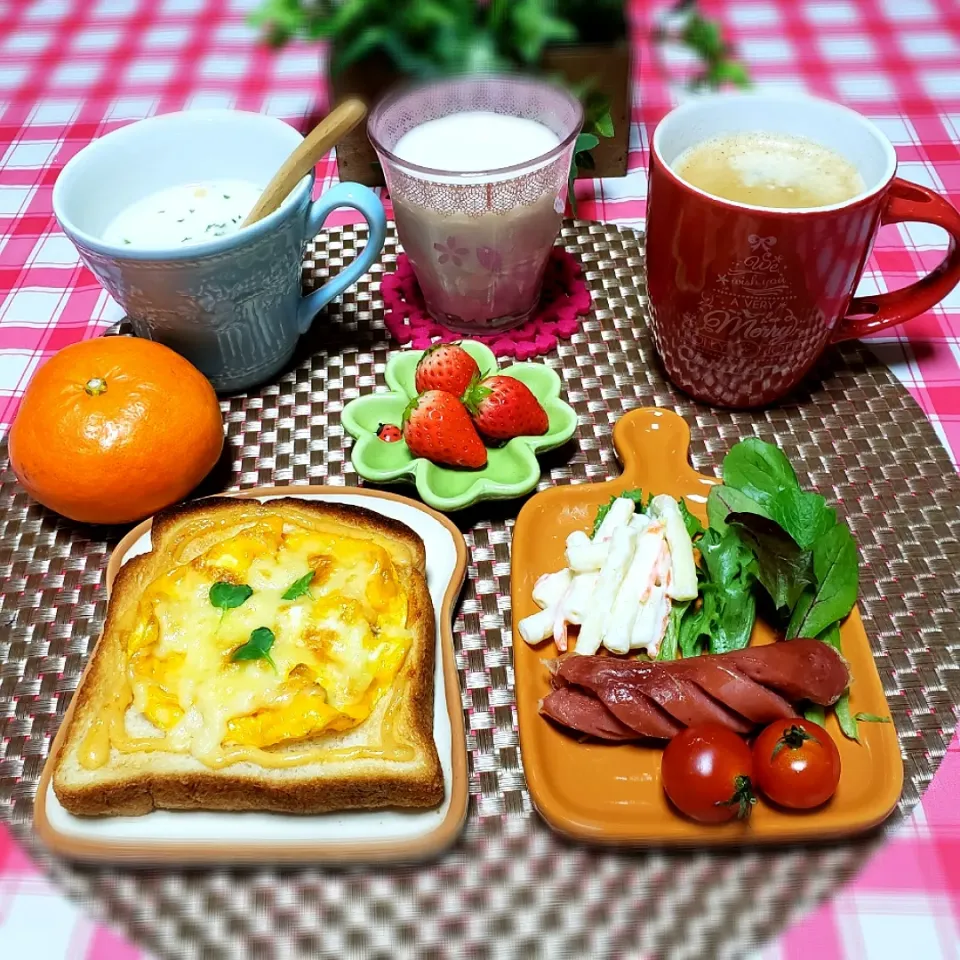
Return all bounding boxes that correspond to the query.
[818,622,858,741]
[789,524,858,640]
[591,489,649,537]
[667,436,861,740]
[706,484,770,534]
[769,486,837,550]
[803,703,827,726]
[672,527,756,657]
[699,526,754,586]
[721,438,798,507]
[657,601,687,661]
[726,513,814,613]
[678,500,704,539]
[855,713,892,724]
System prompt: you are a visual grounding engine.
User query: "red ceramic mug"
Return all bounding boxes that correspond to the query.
[646,93,960,408]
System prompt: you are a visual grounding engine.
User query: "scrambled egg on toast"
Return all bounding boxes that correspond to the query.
[53,497,443,816]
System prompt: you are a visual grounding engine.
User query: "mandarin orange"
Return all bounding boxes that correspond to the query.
[9,337,224,524]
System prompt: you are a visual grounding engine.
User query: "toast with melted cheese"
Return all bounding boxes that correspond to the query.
[53,497,444,816]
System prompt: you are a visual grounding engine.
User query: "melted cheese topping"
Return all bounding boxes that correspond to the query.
[80,517,417,770]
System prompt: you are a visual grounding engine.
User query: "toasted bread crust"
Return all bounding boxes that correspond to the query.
[149,496,429,572]
[53,498,443,817]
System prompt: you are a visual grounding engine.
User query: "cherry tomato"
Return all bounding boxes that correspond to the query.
[376,422,402,443]
[661,724,756,823]
[752,719,841,810]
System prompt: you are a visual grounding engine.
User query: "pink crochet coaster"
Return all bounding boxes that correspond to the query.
[381,247,592,360]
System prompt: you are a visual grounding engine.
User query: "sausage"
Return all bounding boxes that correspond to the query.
[678,659,797,724]
[594,681,685,740]
[559,657,753,735]
[542,639,848,741]
[540,687,643,741]
[623,671,755,733]
[724,639,849,706]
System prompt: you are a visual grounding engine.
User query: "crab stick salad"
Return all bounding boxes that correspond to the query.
[518,494,698,656]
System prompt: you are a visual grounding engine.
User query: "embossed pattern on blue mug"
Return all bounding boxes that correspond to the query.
[53,110,387,392]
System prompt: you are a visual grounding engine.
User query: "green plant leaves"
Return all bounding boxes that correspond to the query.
[262,0,583,77]
[574,132,600,154]
[568,131,604,215]
[682,13,724,59]
[231,627,277,669]
[656,7,751,92]
[583,90,614,139]
[705,59,750,89]
[209,582,253,611]
[282,572,315,601]
[565,87,616,213]
[592,107,614,139]
[505,0,577,64]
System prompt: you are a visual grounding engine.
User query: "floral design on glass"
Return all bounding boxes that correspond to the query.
[475,246,503,274]
[434,236,469,267]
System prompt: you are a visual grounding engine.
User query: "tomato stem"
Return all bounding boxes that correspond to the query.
[716,774,757,820]
[771,724,818,760]
[84,377,107,396]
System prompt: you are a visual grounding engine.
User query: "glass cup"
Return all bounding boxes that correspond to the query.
[368,74,583,333]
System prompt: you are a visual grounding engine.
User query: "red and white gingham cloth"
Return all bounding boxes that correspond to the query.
[2,1,960,957]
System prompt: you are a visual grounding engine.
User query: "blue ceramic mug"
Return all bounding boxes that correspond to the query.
[52,110,387,392]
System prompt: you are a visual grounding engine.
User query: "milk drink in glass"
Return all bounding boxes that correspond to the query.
[369,75,583,332]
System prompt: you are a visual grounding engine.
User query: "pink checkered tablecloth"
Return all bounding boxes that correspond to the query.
[2,1,960,957]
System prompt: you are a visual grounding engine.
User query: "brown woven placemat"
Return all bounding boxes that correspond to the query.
[1,221,959,960]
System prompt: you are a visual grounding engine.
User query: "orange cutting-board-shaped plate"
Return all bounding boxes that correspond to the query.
[512,408,903,845]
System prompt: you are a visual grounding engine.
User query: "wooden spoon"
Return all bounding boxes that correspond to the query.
[241,98,367,227]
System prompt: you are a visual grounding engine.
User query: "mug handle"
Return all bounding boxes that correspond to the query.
[831,178,960,342]
[297,181,387,335]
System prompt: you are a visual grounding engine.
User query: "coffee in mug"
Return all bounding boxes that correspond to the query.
[673,131,865,209]
[645,93,960,408]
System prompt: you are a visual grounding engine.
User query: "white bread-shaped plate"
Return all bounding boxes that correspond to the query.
[34,487,469,864]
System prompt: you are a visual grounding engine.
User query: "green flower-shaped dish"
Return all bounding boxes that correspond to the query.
[342,341,578,512]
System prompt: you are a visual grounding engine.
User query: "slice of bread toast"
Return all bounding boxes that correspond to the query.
[53,497,444,817]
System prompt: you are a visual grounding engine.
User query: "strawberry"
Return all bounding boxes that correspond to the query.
[463,375,549,442]
[376,422,402,443]
[414,343,480,396]
[403,391,488,469]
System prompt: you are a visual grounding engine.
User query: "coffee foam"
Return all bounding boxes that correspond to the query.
[674,131,865,208]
